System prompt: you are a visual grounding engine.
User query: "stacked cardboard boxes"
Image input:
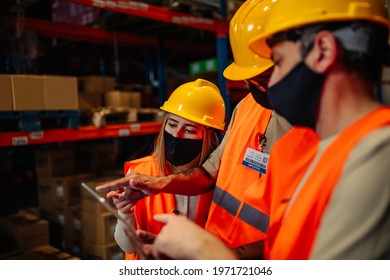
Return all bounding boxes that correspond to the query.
[0,74,78,111]
[75,141,118,174]
[35,146,94,258]
[35,146,75,222]
[80,177,124,260]
[11,245,80,260]
[61,204,82,256]
[33,144,122,259]
[78,76,116,110]
[0,212,49,253]
[37,174,92,224]
[104,90,142,109]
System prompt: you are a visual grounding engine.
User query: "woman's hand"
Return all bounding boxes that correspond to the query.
[107,188,135,215]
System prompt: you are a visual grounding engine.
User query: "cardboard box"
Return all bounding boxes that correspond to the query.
[81,195,110,215]
[44,76,78,110]
[62,232,82,257]
[79,76,104,93]
[78,92,103,110]
[1,74,79,111]
[104,90,129,107]
[75,143,117,172]
[103,77,116,92]
[18,207,41,217]
[12,245,80,260]
[0,213,49,251]
[35,147,74,176]
[80,176,118,215]
[79,76,115,93]
[81,211,117,245]
[38,200,83,230]
[0,75,13,111]
[63,204,82,235]
[12,75,46,111]
[38,199,56,222]
[37,176,57,203]
[37,173,92,224]
[130,92,142,108]
[53,175,85,206]
[82,240,124,260]
[104,90,141,108]
[54,204,82,228]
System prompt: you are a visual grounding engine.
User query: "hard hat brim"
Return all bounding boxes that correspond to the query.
[223,61,274,81]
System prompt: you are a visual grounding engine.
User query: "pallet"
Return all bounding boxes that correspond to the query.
[0,110,80,132]
[80,107,138,127]
[80,107,165,127]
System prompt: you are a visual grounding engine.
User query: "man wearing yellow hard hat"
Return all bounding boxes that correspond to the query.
[249,0,390,260]
[96,0,301,260]
[142,0,390,260]
[204,0,316,259]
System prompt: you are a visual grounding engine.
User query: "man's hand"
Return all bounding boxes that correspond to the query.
[95,173,170,203]
[150,214,238,260]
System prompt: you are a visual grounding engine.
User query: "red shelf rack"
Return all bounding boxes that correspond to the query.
[0,122,162,147]
[67,0,221,32]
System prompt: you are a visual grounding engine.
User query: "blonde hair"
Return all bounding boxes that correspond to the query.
[152,113,220,175]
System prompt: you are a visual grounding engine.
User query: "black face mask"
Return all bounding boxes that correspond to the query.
[164,130,203,166]
[248,82,272,109]
[267,61,325,129]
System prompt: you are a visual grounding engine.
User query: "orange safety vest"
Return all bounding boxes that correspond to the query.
[268,107,390,259]
[263,127,319,259]
[123,155,214,260]
[205,94,273,248]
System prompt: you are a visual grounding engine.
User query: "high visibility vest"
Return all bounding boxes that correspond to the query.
[268,107,390,259]
[205,95,273,248]
[123,155,214,260]
[263,127,319,259]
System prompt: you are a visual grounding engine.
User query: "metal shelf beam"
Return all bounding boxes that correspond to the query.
[14,17,214,55]
[67,0,220,32]
[0,122,162,147]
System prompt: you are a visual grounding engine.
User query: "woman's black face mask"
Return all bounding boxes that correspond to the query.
[164,130,203,166]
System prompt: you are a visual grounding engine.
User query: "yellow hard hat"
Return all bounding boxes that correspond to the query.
[223,0,274,81]
[160,79,226,130]
[249,0,390,58]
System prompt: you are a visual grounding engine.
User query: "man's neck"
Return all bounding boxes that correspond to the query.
[315,71,380,139]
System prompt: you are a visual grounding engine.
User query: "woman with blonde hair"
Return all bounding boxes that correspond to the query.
[107,79,226,259]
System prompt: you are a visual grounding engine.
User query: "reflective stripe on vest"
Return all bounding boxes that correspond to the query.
[213,185,270,233]
[205,95,274,248]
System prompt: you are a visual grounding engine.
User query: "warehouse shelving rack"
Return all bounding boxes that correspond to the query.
[1,0,236,147]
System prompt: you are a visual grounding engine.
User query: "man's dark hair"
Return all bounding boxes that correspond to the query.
[267,21,389,84]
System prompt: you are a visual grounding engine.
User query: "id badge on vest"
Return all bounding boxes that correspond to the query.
[242,134,269,175]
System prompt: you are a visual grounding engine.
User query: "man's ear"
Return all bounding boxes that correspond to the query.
[306,30,338,73]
